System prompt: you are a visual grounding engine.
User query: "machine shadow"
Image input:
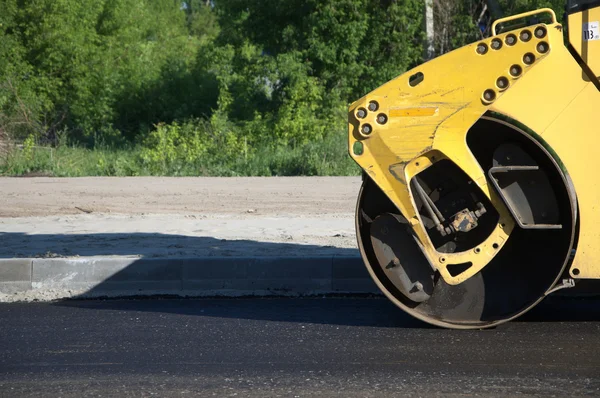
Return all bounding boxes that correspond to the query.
[0,230,433,329]
[0,232,358,259]
[2,231,599,328]
[55,297,434,329]
[0,231,358,259]
[53,294,600,330]
[518,292,600,323]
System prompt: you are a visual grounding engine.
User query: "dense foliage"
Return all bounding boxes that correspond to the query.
[0,0,568,176]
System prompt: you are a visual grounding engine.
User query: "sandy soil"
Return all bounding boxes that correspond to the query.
[0,177,363,258]
[0,176,361,217]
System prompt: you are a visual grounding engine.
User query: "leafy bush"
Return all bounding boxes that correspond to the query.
[139,120,209,174]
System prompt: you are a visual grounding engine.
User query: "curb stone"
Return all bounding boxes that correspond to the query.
[0,256,379,302]
[0,257,597,302]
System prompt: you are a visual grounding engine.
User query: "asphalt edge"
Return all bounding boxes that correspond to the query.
[0,256,598,302]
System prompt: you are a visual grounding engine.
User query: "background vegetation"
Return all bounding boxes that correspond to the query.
[0,0,566,176]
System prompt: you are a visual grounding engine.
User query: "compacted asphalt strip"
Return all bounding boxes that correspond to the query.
[0,297,599,397]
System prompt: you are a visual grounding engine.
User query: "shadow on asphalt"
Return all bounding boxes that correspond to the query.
[53,297,437,329]
[4,231,600,328]
[518,294,600,322]
[50,294,600,330]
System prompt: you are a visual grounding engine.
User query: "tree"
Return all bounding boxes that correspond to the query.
[432,1,567,57]
[184,0,220,41]
[201,0,424,148]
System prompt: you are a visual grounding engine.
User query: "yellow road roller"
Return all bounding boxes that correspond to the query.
[348,1,600,329]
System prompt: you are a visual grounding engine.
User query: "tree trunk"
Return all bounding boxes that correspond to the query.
[424,0,435,60]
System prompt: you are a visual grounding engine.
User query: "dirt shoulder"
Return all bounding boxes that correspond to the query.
[0,176,362,218]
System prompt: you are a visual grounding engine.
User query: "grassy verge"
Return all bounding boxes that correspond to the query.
[0,133,360,177]
[0,146,143,177]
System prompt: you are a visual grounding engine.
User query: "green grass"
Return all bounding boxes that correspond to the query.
[0,146,142,177]
[0,132,361,177]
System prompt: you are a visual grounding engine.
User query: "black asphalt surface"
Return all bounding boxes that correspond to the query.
[0,297,599,397]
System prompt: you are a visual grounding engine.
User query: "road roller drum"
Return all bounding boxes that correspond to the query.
[348,2,600,329]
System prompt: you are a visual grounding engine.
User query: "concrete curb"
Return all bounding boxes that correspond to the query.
[1,256,598,302]
[0,256,380,302]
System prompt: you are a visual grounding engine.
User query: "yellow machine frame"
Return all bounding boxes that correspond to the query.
[348,7,600,285]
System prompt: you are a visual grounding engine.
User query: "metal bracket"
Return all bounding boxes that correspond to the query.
[488,165,562,230]
[545,278,576,296]
[492,7,557,35]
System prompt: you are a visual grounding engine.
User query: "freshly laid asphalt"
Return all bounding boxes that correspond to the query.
[0,297,599,397]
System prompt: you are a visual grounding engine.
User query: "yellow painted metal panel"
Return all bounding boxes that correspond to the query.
[491,25,589,134]
[540,83,600,279]
[348,21,560,284]
[389,107,439,117]
[349,7,600,282]
[490,23,600,279]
